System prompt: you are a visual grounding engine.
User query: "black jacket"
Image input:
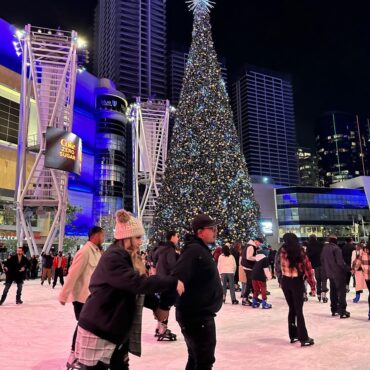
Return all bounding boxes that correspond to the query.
[172,235,223,321]
[4,255,30,283]
[230,247,240,267]
[306,238,323,269]
[78,242,177,344]
[321,242,349,279]
[341,243,355,266]
[42,254,53,268]
[156,241,178,276]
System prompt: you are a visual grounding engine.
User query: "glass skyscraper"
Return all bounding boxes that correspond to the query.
[231,65,299,186]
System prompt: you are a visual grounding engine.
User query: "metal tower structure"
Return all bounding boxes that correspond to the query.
[131,98,170,229]
[15,25,80,255]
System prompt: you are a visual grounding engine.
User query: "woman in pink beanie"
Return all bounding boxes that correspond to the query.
[72,210,184,370]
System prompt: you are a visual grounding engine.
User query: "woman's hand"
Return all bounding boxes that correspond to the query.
[177,280,185,296]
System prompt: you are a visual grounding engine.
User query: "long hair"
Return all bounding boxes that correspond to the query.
[282,233,304,271]
[116,238,146,276]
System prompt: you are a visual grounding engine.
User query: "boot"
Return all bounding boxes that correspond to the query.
[261,300,272,309]
[353,292,361,303]
[346,285,350,293]
[300,337,314,347]
[223,295,226,304]
[251,298,260,308]
[303,293,308,302]
[157,321,177,341]
[242,298,252,306]
[317,294,321,302]
[232,299,239,305]
[289,324,298,343]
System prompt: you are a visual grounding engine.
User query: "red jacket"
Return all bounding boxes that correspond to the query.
[53,256,67,269]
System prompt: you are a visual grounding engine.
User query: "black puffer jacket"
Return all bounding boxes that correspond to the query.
[78,241,177,344]
[156,241,178,276]
[306,237,323,269]
[172,235,223,321]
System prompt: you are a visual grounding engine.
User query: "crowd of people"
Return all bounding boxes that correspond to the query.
[1,211,370,369]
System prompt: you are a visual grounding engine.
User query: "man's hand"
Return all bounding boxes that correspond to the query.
[177,280,185,296]
[19,267,25,272]
[154,308,169,322]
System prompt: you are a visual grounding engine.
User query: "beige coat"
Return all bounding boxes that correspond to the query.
[59,241,101,304]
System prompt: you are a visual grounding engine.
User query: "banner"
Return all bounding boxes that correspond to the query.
[45,128,82,175]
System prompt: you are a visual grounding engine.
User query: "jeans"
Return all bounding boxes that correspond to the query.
[281,276,309,342]
[53,267,64,287]
[314,267,328,295]
[1,281,23,302]
[72,302,84,351]
[177,317,216,370]
[220,273,236,302]
[329,277,347,314]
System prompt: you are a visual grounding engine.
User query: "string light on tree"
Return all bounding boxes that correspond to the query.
[151,0,261,244]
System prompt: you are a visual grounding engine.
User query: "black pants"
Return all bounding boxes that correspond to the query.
[244,269,253,298]
[345,271,352,287]
[110,341,129,370]
[53,267,64,287]
[281,276,309,342]
[177,316,216,370]
[329,277,347,314]
[270,262,275,277]
[72,301,84,351]
[366,280,370,309]
[314,267,328,295]
[1,280,23,302]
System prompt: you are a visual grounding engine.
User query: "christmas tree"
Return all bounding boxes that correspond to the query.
[151,0,261,243]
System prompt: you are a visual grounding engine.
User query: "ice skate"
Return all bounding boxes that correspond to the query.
[261,300,272,309]
[321,292,328,303]
[353,292,361,303]
[157,328,177,341]
[251,298,260,308]
[300,337,314,347]
[303,293,308,302]
[340,311,350,319]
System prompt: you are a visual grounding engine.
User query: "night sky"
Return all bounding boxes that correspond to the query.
[2,0,370,148]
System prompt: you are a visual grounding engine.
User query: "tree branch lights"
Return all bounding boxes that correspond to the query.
[151,2,261,244]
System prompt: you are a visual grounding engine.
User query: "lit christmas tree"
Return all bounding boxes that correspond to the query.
[151,0,261,243]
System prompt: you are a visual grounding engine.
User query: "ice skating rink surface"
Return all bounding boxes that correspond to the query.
[1,279,370,370]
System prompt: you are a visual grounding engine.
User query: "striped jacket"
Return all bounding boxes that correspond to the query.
[353,251,370,281]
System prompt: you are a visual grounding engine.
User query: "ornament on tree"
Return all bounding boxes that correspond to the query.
[151,0,261,244]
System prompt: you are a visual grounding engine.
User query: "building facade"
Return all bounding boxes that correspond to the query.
[275,186,370,241]
[231,65,299,186]
[315,111,368,187]
[94,0,167,100]
[297,147,320,187]
[0,18,128,242]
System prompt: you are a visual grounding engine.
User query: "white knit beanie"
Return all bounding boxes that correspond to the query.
[114,209,145,240]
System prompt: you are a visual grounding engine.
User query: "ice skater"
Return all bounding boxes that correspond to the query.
[0,247,30,305]
[52,251,66,288]
[351,242,366,303]
[73,210,184,370]
[218,244,238,304]
[352,241,370,319]
[276,233,315,347]
[251,250,272,309]
[321,235,351,319]
[153,229,180,341]
[59,226,105,369]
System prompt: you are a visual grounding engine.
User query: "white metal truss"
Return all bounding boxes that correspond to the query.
[131,98,170,228]
[15,25,79,256]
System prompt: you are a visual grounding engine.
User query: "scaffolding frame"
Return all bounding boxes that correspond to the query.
[15,25,78,256]
[131,98,170,229]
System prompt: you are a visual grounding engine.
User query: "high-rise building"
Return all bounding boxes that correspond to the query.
[315,111,368,187]
[231,65,298,186]
[94,0,167,100]
[168,48,228,106]
[297,147,320,187]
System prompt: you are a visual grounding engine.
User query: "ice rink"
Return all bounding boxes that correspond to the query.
[1,279,370,370]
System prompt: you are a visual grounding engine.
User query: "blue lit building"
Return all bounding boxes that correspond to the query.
[0,18,128,238]
[275,186,370,240]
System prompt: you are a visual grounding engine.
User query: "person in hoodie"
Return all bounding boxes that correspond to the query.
[341,237,356,292]
[73,210,184,370]
[218,244,238,304]
[321,235,350,319]
[251,250,272,309]
[172,214,223,370]
[154,229,180,341]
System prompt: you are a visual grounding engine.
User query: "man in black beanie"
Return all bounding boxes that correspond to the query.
[172,214,223,370]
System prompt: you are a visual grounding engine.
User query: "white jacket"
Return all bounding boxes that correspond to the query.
[59,241,101,304]
[218,254,237,274]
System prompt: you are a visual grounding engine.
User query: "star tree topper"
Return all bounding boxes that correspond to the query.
[186,0,215,13]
